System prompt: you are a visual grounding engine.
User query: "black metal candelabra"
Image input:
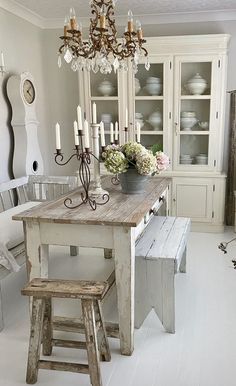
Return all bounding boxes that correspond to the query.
[55,130,109,210]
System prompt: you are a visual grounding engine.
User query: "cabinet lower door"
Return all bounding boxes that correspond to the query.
[172,177,213,222]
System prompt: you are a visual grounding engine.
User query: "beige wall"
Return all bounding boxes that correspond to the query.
[0,10,236,181]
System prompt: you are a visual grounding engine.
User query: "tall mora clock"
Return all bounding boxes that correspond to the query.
[7,72,44,177]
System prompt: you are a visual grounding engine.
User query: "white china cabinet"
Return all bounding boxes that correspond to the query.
[78,34,230,231]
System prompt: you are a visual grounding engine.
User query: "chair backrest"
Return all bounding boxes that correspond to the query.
[0,176,29,212]
[0,175,78,212]
[27,175,78,201]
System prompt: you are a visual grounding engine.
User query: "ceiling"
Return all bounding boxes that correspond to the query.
[2,0,236,28]
[10,0,236,18]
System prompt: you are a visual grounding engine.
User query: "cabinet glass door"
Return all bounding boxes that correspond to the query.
[84,69,123,147]
[131,56,172,157]
[174,56,218,170]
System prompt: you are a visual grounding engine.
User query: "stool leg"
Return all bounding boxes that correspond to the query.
[94,300,111,362]
[42,297,52,356]
[26,297,45,384]
[81,299,102,386]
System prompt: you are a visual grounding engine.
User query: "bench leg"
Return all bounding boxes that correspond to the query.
[0,282,4,332]
[70,246,79,256]
[82,299,102,386]
[26,297,45,384]
[179,247,187,273]
[135,258,152,328]
[104,248,112,259]
[159,260,175,333]
[42,298,52,356]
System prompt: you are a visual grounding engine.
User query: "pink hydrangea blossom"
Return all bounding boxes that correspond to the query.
[155,151,170,172]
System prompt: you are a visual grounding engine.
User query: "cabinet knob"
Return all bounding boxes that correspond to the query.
[159,195,165,202]
[173,198,176,202]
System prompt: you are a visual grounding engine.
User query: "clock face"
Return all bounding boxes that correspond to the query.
[22,79,35,104]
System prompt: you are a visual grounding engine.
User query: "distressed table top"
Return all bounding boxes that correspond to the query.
[13,176,170,227]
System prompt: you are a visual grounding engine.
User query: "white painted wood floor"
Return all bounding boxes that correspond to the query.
[1,228,236,386]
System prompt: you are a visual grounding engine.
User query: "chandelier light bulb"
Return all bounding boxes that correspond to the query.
[136,20,142,30]
[69,7,76,19]
[128,10,133,22]
[127,10,134,32]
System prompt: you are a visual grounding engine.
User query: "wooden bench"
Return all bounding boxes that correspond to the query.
[21,277,111,386]
[135,216,191,333]
[0,175,77,331]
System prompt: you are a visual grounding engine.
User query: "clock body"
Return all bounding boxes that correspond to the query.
[6,72,44,177]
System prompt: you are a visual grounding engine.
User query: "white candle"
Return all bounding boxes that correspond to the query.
[74,121,79,146]
[110,122,114,143]
[136,121,141,143]
[115,121,119,141]
[92,102,97,124]
[84,119,90,148]
[125,108,128,127]
[77,105,83,131]
[1,52,5,67]
[100,121,105,147]
[55,122,61,150]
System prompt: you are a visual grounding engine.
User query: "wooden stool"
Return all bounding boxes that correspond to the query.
[22,278,111,386]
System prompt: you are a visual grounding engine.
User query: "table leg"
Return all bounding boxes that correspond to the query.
[113,226,135,356]
[24,221,49,280]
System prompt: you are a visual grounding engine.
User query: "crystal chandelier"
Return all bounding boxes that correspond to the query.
[58,0,149,74]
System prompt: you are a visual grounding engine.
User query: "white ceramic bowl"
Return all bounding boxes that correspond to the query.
[180,117,198,130]
[146,77,161,83]
[186,83,207,95]
[146,82,162,96]
[181,111,196,118]
[98,80,115,96]
[135,118,145,129]
[147,111,162,129]
[195,156,208,165]
[180,154,191,159]
[198,121,209,130]
[180,158,193,164]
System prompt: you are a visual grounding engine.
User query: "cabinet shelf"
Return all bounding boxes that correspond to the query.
[91,96,119,101]
[135,96,164,101]
[141,131,163,135]
[179,130,209,135]
[180,95,211,100]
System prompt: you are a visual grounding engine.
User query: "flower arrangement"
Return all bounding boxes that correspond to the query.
[103,142,169,176]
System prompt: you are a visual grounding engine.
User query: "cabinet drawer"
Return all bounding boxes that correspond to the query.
[135,187,168,240]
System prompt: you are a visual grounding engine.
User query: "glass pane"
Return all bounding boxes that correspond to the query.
[179,135,209,165]
[140,134,163,152]
[96,100,118,130]
[135,63,163,96]
[90,72,118,97]
[180,100,210,131]
[136,100,163,131]
[181,62,211,96]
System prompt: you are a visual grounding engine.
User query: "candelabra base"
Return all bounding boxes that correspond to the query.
[89,185,109,199]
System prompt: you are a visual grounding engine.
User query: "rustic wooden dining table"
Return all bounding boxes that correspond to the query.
[13,176,170,356]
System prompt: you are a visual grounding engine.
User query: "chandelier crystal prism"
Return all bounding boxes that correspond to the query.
[58,0,149,74]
